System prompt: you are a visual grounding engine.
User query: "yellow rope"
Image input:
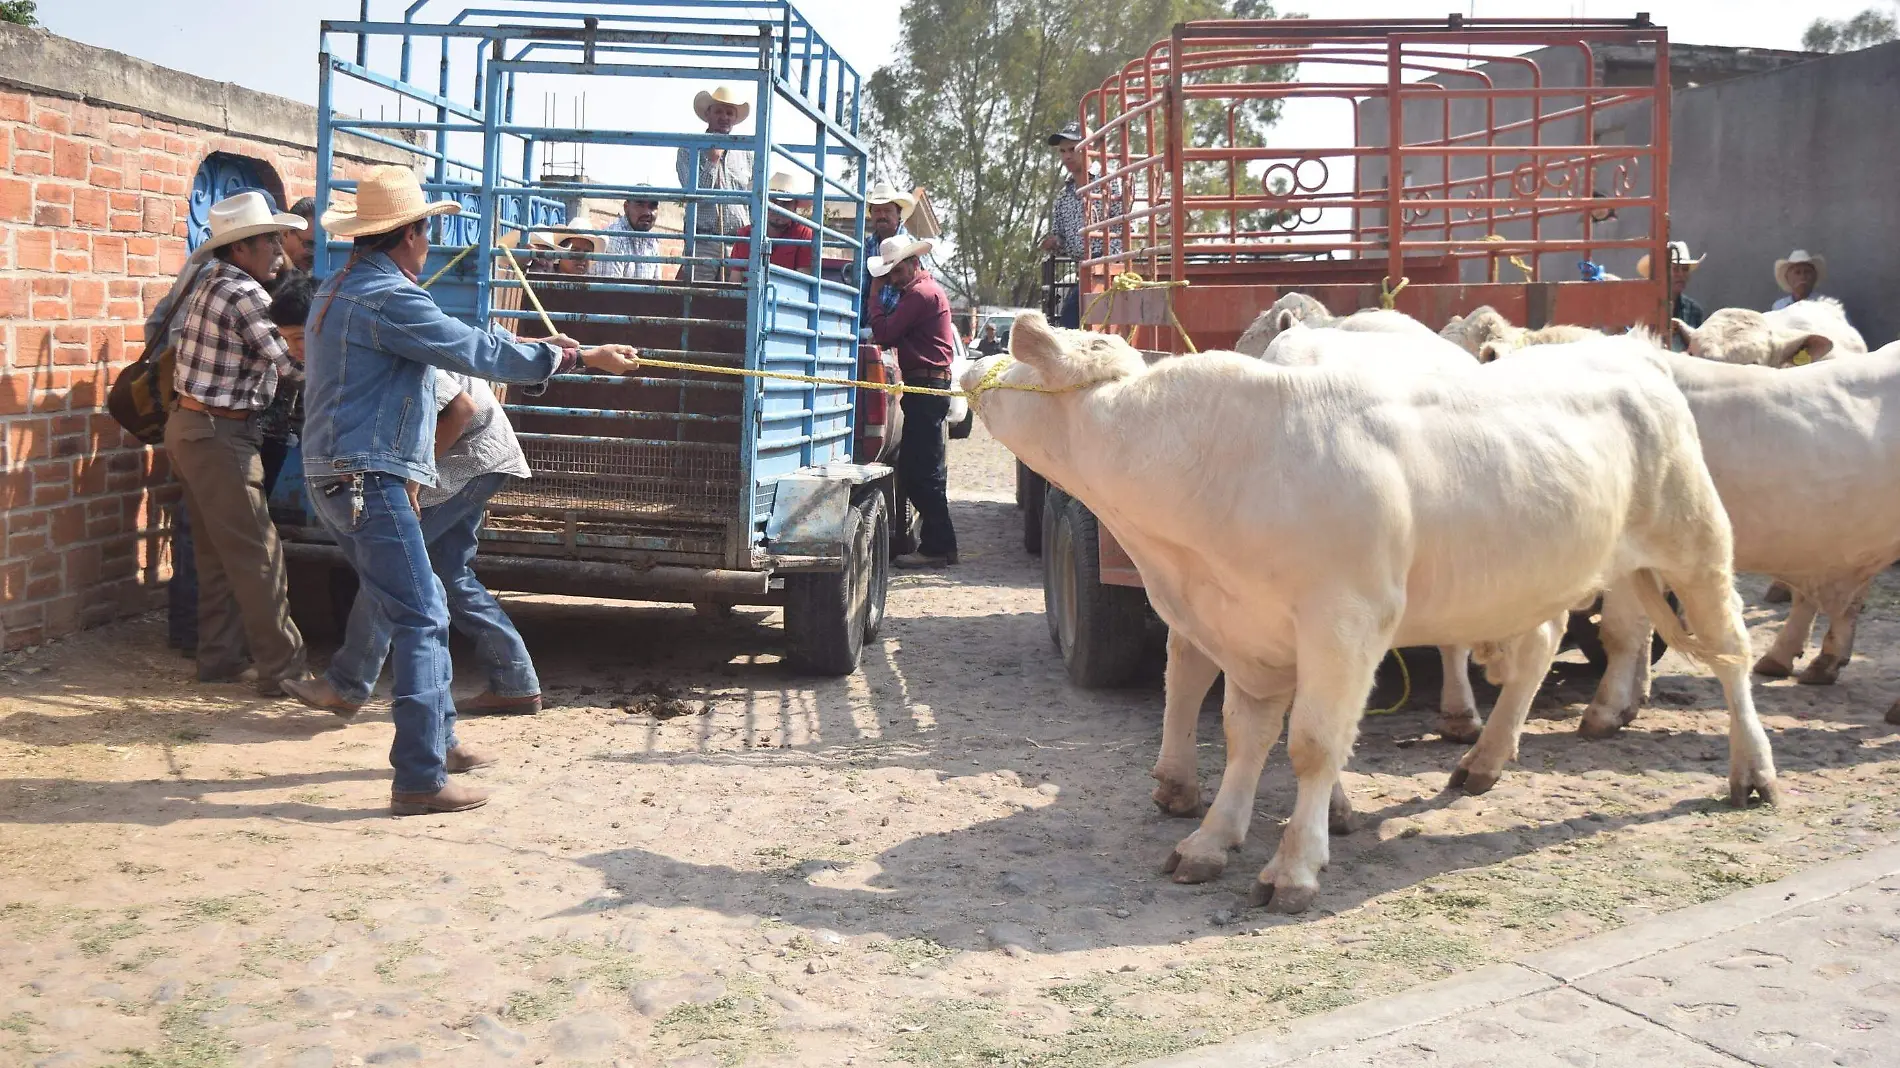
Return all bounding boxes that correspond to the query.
[1481,234,1533,278]
[1379,275,1410,310]
[1365,649,1412,716]
[419,244,474,290]
[497,242,560,337]
[1079,272,1198,353]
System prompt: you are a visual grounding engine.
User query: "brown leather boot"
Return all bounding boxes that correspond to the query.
[446,743,499,773]
[456,691,542,716]
[280,676,365,718]
[390,782,490,816]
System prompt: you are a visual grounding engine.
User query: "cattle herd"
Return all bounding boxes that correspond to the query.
[963,294,1900,915]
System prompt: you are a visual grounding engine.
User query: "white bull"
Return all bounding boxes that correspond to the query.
[968,314,1777,913]
[1676,298,1867,367]
[1235,293,1442,356]
[1581,342,1900,736]
[1439,305,1603,362]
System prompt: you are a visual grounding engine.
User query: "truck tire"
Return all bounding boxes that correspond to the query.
[1018,462,1046,555]
[1566,592,1673,671]
[948,407,975,440]
[1043,485,1149,688]
[286,559,357,643]
[784,491,888,675]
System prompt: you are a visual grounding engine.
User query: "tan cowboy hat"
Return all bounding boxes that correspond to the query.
[552,227,602,254]
[320,165,461,238]
[201,190,306,253]
[1774,249,1826,293]
[765,171,808,201]
[865,180,917,217]
[866,234,935,278]
[693,85,752,124]
[1637,240,1704,280]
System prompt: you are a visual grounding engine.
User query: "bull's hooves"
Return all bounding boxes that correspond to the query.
[1729,779,1780,807]
[1577,715,1624,739]
[1248,881,1316,914]
[1167,851,1228,884]
[1753,656,1794,679]
[1796,657,1841,686]
[1437,720,1483,745]
[1151,793,1207,819]
[1886,701,1900,726]
[1449,767,1500,795]
[1328,808,1357,837]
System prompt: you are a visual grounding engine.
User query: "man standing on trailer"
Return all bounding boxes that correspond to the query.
[597,188,665,280]
[730,172,817,280]
[289,166,640,816]
[868,235,958,569]
[676,86,753,282]
[1041,121,1122,328]
[861,180,916,315]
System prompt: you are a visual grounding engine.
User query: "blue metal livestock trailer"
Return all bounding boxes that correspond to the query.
[280,0,893,674]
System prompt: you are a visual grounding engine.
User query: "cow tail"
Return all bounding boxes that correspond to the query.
[1630,569,1732,667]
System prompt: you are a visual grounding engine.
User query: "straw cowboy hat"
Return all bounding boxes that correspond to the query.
[200,190,306,253]
[320,165,461,238]
[693,85,751,124]
[1775,249,1827,293]
[552,227,602,254]
[865,180,917,217]
[865,234,935,278]
[1636,240,1704,280]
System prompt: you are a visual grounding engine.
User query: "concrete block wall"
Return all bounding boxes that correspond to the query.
[0,23,414,652]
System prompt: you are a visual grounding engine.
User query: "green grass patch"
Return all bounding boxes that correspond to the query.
[502,983,574,1024]
[653,981,780,1067]
[110,987,236,1068]
[881,936,955,971]
[77,917,148,957]
[1,1010,35,1034]
[171,895,265,928]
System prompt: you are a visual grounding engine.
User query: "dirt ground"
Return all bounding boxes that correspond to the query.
[4,426,1900,1068]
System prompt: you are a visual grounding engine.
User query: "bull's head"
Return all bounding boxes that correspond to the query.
[1677,310,1835,368]
[959,312,1146,474]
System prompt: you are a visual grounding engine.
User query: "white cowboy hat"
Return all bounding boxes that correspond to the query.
[320,165,461,238]
[865,180,917,217]
[765,171,807,200]
[693,85,752,124]
[866,234,934,278]
[1774,249,1826,293]
[200,190,306,253]
[551,227,603,254]
[1636,240,1704,280]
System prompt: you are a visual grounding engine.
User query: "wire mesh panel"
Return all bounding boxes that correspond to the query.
[490,436,739,518]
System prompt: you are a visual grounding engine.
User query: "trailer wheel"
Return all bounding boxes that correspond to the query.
[948,408,975,440]
[1043,485,1149,688]
[1018,461,1046,555]
[287,559,357,643]
[784,491,888,675]
[1566,592,1673,671]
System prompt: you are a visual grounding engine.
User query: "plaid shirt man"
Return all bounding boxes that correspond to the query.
[1050,170,1124,260]
[172,259,302,410]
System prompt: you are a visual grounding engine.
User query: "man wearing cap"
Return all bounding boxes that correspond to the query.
[868,234,959,568]
[287,165,641,815]
[164,191,311,695]
[1638,240,1707,350]
[1771,249,1838,312]
[676,85,753,282]
[598,191,665,280]
[862,180,918,315]
[730,172,817,280]
[1041,121,1123,328]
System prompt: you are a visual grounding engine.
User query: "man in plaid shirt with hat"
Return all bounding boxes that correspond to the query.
[164,191,312,696]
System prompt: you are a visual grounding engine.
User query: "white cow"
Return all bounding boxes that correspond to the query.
[1235,293,1441,356]
[969,314,1777,913]
[1675,298,1867,367]
[1440,305,1603,362]
[1579,341,1900,735]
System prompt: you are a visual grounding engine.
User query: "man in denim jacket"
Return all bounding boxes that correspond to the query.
[287,166,638,816]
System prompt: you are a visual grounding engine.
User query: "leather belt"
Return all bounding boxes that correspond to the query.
[177,395,253,420]
[904,374,953,388]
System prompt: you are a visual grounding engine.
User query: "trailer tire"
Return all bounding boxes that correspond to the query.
[948,408,975,440]
[287,559,357,643]
[1044,485,1149,688]
[1018,462,1046,555]
[1566,592,1673,671]
[784,491,888,676]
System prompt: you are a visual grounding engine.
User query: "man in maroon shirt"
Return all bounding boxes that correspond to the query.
[730,172,816,278]
[868,234,958,567]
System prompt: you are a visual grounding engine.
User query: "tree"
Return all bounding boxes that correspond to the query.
[1802,7,1897,52]
[867,0,1288,307]
[0,1,38,27]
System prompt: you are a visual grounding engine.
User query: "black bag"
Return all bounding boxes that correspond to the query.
[107,272,194,446]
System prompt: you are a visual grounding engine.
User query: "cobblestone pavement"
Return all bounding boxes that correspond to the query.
[1146,844,1900,1067]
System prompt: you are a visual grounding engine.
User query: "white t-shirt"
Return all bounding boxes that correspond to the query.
[425,371,531,508]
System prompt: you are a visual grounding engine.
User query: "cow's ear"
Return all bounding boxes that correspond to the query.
[1670,318,1695,351]
[1008,310,1064,369]
[1275,309,1298,334]
[1780,333,1833,366]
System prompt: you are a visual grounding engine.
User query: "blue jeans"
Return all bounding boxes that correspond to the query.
[327,472,538,706]
[306,471,455,794]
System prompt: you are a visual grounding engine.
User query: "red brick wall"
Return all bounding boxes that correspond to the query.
[0,88,323,651]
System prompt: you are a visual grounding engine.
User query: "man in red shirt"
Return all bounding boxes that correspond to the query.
[868,234,958,567]
[730,172,816,278]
